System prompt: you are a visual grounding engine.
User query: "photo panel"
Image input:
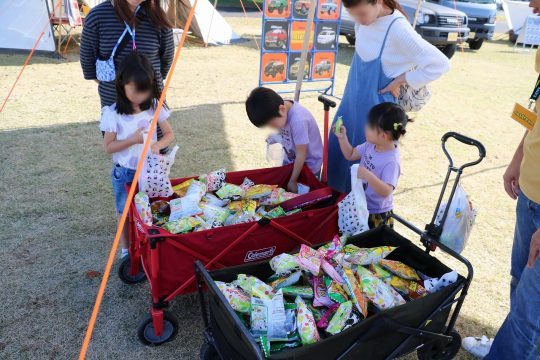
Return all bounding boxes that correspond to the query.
[261,53,288,82]
[290,21,314,51]
[287,52,312,81]
[263,20,290,51]
[312,52,335,79]
[315,21,338,50]
[265,0,291,18]
[317,0,340,20]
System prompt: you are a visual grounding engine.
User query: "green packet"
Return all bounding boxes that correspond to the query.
[324,276,349,303]
[326,301,353,335]
[281,285,314,299]
[259,336,302,357]
[266,206,287,219]
[333,116,343,134]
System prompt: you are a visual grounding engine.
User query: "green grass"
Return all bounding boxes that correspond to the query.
[0,18,536,359]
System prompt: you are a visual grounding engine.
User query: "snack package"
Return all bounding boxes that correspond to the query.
[162,217,200,234]
[270,253,299,274]
[199,168,226,192]
[356,266,406,310]
[202,193,229,207]
[297,245,322,276]
[318,235,343,260]
[316,303,340,329]
[325,277,349,303]
[326,301,353,335]
[200,203,230,226]
[265,206,286,219]
[270,271,302,290]
[379,259,420,281]
[321,259,344,284]
[216,183,243,200]
[185,180,207,201]
[333,116,343,134]
[342,309,361,331]
[280,191,299,202]
[241,199,257,215]
[235,274,275,300]
[134,192,152,226]
[225,211,261,226]
[251,290,287,340]
[344,246,397,266]
[313,276,334,307]
[172,178,194,197]
[389,276,428,300]
[297,183,310,195]
[424,270,458,293]
[240,177,255,192]
[369,263,393,281]
[216,281,250,313]
[150,200,170,215]
[259,188,284,206]
[168,196,202,221]
[342,268,368,317]
[295,296,321,345]
[282,286,314,299]
[227,200,243,212]
[307,303,325,322]
[245,184,276,199]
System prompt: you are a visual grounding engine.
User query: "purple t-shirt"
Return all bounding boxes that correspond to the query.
[279,101,323,174]
[356,142,401,214]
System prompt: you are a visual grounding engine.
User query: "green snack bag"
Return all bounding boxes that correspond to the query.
[282,285,314,299]
[270,271,302,290]
[270,340,302,354]
[307,303,326,323]
[259,336,271,358]
[326,301,353,335]
[215,183,243,200]
[334,116,343,134]
[266,206,287,219]
[235,274,275,299]
[370,263,393,281]
[325,276,349,303]
[215,281,251,313]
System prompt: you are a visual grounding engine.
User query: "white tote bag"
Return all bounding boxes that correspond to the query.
[338,164,370,236]
[139,144,179,198]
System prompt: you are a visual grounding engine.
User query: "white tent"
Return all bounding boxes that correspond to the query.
[0,0,56,52]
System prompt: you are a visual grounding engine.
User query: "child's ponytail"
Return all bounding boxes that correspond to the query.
[367,102,411,141]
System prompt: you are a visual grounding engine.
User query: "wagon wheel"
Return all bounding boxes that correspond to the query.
[118,255,146,284]
[200,340,220,360]
[417,331,461,360]
[137,311,179,346]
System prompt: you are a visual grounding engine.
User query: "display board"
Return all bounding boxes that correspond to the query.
[523,15,540,46]
[258,0,341,94]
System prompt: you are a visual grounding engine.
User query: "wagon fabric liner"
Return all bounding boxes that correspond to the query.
[127,164,339,299]
[198,225,465,360]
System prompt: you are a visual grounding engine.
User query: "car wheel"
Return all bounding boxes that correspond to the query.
[278,7,283,13]
[468,38,484,50]
[439,44,457,59]
[345,34,356,45]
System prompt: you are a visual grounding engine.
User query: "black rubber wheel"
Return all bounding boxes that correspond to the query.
[137,311,179,346]
[200,340,220,360]
[346,34,356,45]
[509,30,518,44]
[417,330,462,360]
[468,38,484,50]
[118,255,146,284]
[439,44,457,59]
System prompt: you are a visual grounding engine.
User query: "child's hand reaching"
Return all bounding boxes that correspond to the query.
[334,125,347,140]
[287,179,298,193]
[357,166,374,181]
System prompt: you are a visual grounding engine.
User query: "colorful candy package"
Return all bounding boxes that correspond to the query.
[200,202,230,226]
[216,183,243,200]
[240,177,255,192]
[241,199,258,215]
[307,303,325,323]
[244,184,276,199]
[269,271,302,290]
[325,277,349,303]
[235,274,275,300]
[202,193,229,207]
[168,196,202,221]
[316,303,340,329]
[184,180,207,201]
[259,188,284,206]
[295,296,320,345]
[334,116,343,134]
[356,266,406,310]
[379,259,421,281]
[342,309,362,331]
[297,245,322,276]
[342,268,368,317]
[251,290,288,340]
[369,263,393,281]
[227,200,242,212]
[326,301,353,335]
[280,191,299,202]
[389,277,428,300]
[313,276,334,307]
[344,246,397,266]
[199,168,226,192]
[172,178,194,197]
[282,286,314,299]
[216,281,250,313]
[134,192,152,226]
[162,217,200,234]
[321,259,344,284]
[270,253,299,274]
[265,206,287,219]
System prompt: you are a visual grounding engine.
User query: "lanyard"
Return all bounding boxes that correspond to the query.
[529,74,540,108]
[124,5,141,50]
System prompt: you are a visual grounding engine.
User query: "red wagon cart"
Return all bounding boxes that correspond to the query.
[119,164,340,345]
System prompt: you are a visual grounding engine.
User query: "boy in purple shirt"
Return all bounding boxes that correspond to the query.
[334,102,410,228]
[245,87,323,193]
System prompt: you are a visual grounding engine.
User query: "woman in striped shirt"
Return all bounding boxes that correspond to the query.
[80,0,175,141]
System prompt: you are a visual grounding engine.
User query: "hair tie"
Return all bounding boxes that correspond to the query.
[393,122,403,131]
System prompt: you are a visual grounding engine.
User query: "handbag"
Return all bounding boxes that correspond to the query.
[338,164,369,236]
[397,83,432,113]
[139,144,179,198]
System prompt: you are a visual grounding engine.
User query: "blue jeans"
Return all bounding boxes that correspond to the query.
[111,164,136,214]
[485,192,540,360]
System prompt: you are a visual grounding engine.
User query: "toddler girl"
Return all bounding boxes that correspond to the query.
[334,102,409,228]
[100,52,175,258]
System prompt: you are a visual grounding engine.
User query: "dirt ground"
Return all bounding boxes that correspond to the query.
[0,16,535,359]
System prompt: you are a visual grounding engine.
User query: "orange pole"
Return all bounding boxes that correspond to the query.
[77,0,199,358]
[0,0,62,113]
[239,0,260,50]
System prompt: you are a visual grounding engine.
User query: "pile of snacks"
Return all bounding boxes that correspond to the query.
[134,169,306,234]
[215,235,456,356]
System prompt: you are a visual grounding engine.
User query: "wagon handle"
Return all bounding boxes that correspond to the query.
[318,95,336,183]
[441,132,486,171]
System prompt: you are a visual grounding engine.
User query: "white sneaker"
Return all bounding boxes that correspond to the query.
[462,336,494,358]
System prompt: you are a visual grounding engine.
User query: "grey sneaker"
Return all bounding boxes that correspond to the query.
[462,336,493,358]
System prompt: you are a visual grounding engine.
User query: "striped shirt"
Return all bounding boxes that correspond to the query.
[80,1,174,142]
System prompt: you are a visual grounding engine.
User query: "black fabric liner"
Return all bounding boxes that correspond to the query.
[205,226,464,360]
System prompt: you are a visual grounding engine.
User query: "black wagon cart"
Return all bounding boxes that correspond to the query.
[195,132,486,360]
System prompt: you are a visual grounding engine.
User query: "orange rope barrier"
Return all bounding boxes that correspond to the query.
[0,0,62,113]
[251,0,263,13]
[238,0,260,50]
[62,34,73,56]
[77,1,199,358]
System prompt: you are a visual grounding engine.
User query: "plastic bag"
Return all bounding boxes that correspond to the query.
[168,196,202,221]
[251,290,287,340]
[134,192,152,226]
[216,281,250,313]
[199,168,226,192]
[434,184,477,254]
[338,164,369,236]
[356,266,406,310]
[139,145,179,198]
[266,134,285,167]
[295,296,320,345]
